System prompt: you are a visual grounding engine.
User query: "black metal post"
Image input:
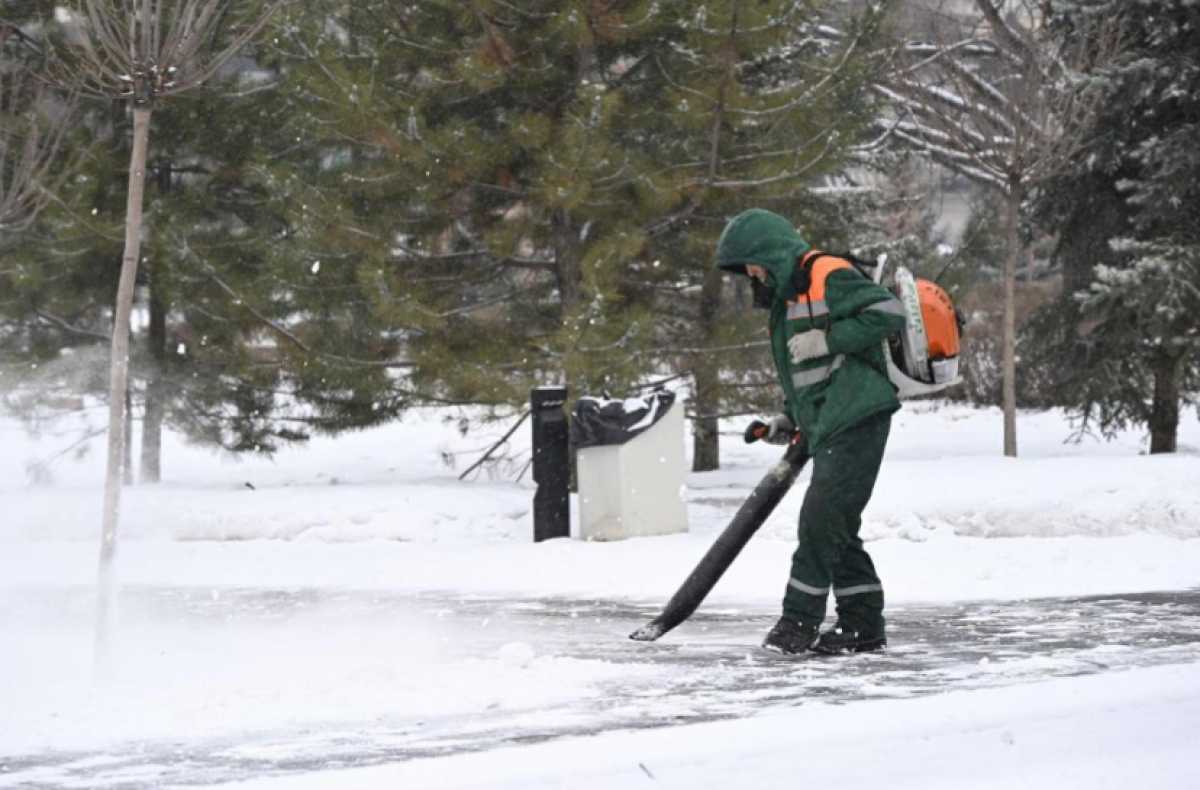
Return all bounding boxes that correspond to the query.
[531,386,570,542]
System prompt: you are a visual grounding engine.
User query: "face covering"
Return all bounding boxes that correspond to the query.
[751,277,774,310]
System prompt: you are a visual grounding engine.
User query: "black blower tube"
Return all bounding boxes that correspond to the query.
[630,440,809,641]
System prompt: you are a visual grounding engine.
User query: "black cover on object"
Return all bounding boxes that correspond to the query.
[570,389,676,449]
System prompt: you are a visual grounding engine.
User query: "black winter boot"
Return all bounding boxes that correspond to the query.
[812,622,886,654]
[762,617,819,655]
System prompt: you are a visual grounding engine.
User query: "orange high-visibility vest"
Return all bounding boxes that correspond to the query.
[786,251,854,321]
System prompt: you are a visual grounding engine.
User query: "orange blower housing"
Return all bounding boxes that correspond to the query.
[885,265,965,396]
[917,279,961,360]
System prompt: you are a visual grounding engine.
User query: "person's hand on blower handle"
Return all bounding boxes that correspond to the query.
[744,414,798,445]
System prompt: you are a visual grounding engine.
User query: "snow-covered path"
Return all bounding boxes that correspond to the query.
[3,586,1199,789]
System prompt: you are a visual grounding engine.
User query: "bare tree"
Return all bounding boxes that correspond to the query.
[875,0,1123,456]
[44,0,282,670]
[0,67,70,239]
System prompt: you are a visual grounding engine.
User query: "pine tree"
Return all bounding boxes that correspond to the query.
[276,0,893,471]
[130,76,307,466]
[126,56,421,467]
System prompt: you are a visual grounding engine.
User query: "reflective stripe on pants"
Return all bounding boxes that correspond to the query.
[834,583,884,597]
[788,578,830,596]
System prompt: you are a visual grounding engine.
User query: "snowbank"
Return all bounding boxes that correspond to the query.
[3,402,1199,545]
[2,402,1199,604]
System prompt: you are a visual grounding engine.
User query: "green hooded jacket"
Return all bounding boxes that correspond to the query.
[716,209,905,450]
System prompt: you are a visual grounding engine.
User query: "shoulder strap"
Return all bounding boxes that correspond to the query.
[792,251,854,328]
[795,251,823,325]
[793,250,825,296]
[794,251,853,303]
[834,251,877,281]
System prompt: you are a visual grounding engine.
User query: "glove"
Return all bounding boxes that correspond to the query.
[744,415,800,445]
[764,414,795,444]
[768,413,796,441]
[787,329,829,364]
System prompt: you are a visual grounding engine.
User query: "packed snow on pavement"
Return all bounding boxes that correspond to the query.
[1,401,1199,788]
[212,662,1200,790]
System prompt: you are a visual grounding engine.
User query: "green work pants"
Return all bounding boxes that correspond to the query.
[782,411,891,634]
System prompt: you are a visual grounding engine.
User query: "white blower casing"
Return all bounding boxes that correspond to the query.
[872,257,963,399]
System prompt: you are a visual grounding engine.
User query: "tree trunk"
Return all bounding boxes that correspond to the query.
[691,266,724,472]
[552,208,583,317]
[141,269,166,483]
[550,209,584,489]
[96,106,152,669]
[123,383,134,484]
[140,163,169,484]
[1149,351,1183,454]
[689,9,739,472]
[1002,185,1020,457]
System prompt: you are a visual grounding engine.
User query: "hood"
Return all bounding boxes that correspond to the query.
[715,208,811,301]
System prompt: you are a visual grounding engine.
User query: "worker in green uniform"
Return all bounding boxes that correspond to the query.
[716,208,907,655]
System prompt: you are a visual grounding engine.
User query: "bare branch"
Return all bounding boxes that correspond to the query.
[34,309,111,341]
[458,410,530,482]
[877,5,1125,194]
[45,0,284,104]
[0,70,74,237]
[973,0,1033,63]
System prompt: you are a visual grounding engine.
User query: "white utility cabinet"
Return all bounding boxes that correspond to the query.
[576,399,688,541]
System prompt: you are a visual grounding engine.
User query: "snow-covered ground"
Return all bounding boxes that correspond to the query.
[217,662,1200,790]
[2,401,1199,788]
